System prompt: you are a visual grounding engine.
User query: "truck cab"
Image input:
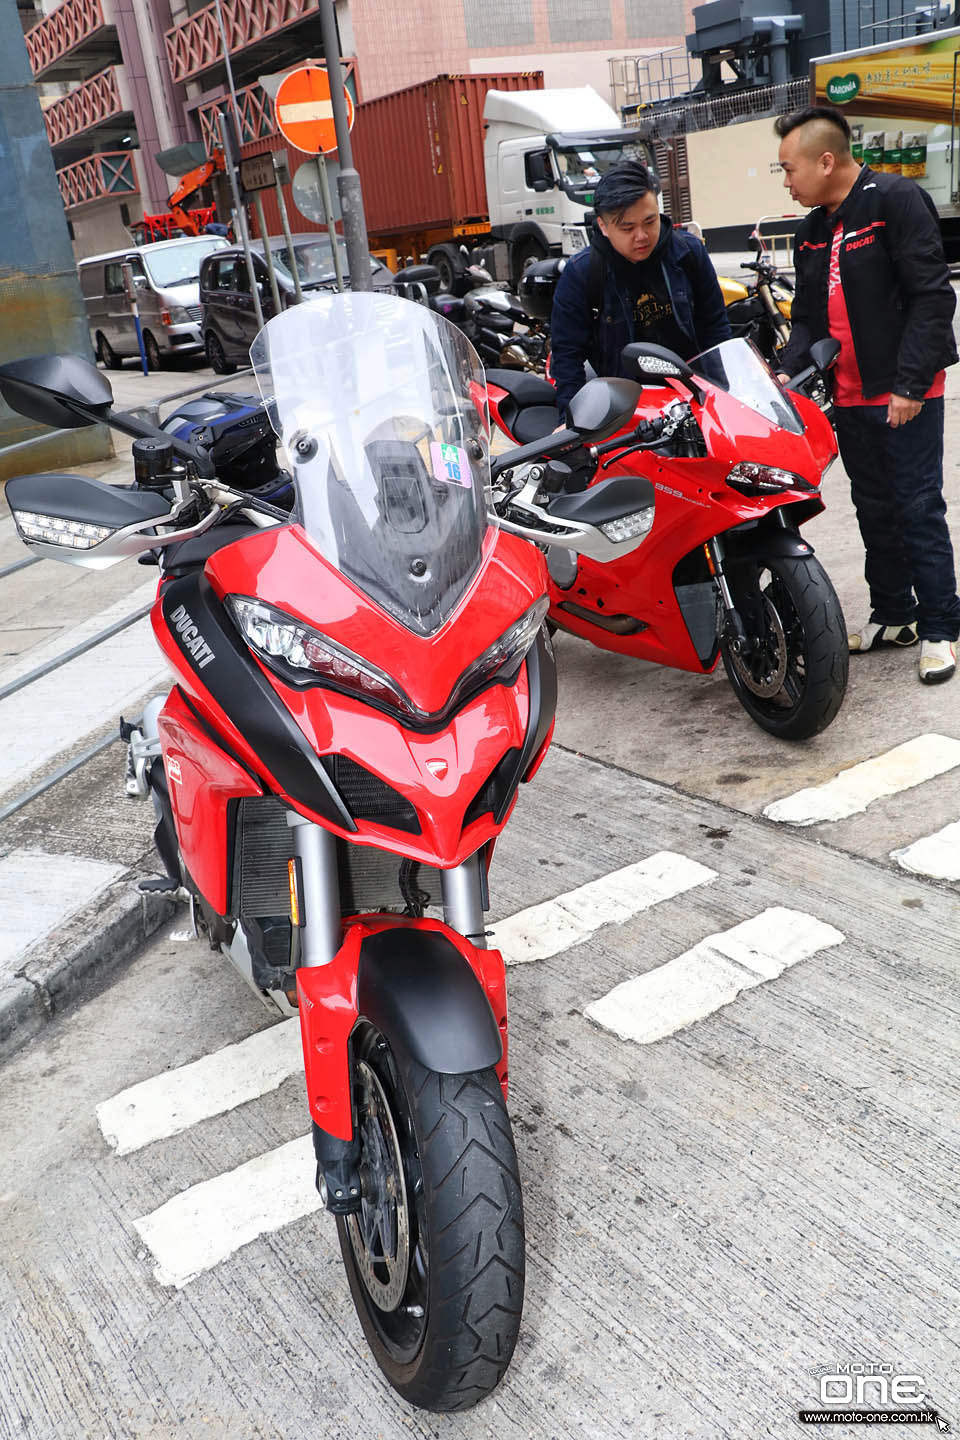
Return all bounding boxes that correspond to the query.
[483,87,657,272]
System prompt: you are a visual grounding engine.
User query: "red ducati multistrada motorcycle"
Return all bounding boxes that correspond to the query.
[0,294,655,1410]
[485,337,847,740]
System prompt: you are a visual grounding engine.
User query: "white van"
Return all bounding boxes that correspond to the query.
[78,235,229,370]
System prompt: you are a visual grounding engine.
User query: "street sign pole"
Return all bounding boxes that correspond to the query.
[252,191,282,312]
[318,0,371,291]
[272,150,303,303]
[217,109,264,330]
[315,155,345,291]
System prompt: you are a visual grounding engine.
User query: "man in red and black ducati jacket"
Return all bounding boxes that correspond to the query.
[777,105,960,684]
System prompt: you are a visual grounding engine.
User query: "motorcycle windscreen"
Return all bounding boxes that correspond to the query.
[250,292,495,637]
[690,338,804,435]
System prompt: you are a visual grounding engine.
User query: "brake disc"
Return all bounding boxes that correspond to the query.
[730,593,788,697]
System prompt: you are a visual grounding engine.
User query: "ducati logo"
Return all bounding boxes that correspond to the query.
[425,759,448,779]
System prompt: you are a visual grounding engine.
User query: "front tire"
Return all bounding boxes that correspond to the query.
[337,1022,524,1412]
[720,553,848,740]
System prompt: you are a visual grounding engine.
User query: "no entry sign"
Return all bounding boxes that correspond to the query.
[274,65,354,156]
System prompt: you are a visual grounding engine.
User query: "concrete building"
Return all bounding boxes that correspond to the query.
[19,0,694,261]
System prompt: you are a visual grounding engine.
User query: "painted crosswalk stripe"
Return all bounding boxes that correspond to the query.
[584,906,845,1046]
[134,1132,321,1288]
[97,1018,303,1156]
[489,852,718,965]
[762,734,960,827]
[97,851,718,1159]
[0,849,125,969]
[891,820,960,881]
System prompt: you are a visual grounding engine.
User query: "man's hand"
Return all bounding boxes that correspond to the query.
[887,393,923,427]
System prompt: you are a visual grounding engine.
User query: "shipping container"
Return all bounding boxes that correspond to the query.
[351,72,544,238]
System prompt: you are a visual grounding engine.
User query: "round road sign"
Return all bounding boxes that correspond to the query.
[274,65,354,156]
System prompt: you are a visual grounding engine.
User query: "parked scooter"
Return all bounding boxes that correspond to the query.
[0,293,655,1410]
[486,336,847,740]
[394,261,547,370]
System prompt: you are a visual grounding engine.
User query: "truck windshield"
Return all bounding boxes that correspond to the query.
[554,139,654,201]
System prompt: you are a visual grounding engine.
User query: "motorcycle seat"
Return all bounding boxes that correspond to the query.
[485,368,560,443]
[485,370,557,407]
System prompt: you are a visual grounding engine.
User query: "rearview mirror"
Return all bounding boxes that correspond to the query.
[0,354,114,430]
[568,378,642,441]
[810,337,841,371]
[620,343,703,402]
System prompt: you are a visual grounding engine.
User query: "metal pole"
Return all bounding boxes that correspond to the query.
[212,0,244,142]
[274,164,303,303]
[217,109,264,330]
[253,192,282,312]
[318,0,371,291]
[316,156,345,292]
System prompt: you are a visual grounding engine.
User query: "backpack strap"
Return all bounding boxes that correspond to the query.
[586,245,604,323]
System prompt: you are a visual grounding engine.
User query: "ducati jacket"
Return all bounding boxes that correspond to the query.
[780,164,957,400]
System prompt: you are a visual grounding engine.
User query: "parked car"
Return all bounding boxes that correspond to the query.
[78,235,229,371]
[198,234,395,373]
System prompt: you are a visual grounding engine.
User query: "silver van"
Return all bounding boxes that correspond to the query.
[78,235,229,370]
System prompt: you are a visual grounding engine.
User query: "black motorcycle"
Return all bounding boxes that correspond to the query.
[394,262,547,371]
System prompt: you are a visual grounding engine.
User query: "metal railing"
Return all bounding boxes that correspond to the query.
[57,149,138,211]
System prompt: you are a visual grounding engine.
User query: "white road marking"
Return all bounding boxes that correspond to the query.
[97,1018,303,1156]
[584,906,845,1045]
[762,734,960,827]
[0,849,125,973]
[134,1132,321,1288]
[99,852,717,1156]
[278,100,334,124]
[891,820,960,880]
[489,852,718,965]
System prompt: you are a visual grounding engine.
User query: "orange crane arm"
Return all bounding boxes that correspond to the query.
[167,147,226,236]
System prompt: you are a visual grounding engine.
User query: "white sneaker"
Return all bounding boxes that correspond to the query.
[848,620,918,653]
[919,639,957,685]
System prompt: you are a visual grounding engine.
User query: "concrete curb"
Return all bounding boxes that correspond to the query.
[0,862,178,1063]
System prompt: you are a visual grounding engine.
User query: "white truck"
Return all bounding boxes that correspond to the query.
[351,75,656,288]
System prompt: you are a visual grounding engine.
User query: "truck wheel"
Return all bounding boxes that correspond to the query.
[427,244,462,294]
[512,238,548,288]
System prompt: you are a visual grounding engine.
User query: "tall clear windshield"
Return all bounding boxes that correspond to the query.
[250,292,495,636]
[143,238,226,288]
[691,338,804,434]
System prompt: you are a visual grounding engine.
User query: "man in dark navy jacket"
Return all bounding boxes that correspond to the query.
[550,161,730,418]
[776,105,960,684]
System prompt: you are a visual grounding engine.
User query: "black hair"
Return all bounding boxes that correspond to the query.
[774,105,851,147]
[592,161,661,220]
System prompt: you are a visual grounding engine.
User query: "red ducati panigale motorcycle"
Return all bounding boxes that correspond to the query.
[485,337,847,740]
[0,294,655,1411]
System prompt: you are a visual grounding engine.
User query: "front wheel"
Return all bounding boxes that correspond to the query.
[337,1022,524,1412]
[720,553,848,740]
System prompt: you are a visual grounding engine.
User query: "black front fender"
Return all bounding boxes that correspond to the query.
[356,928,502,1074]
[722,505,822,566]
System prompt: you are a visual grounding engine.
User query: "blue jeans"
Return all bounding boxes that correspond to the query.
[833,397,960,642]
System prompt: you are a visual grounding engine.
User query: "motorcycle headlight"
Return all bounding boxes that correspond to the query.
[446,597,550,712]
[228,596,425,719]
[227,594,549,723]
[726,462,812,496]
